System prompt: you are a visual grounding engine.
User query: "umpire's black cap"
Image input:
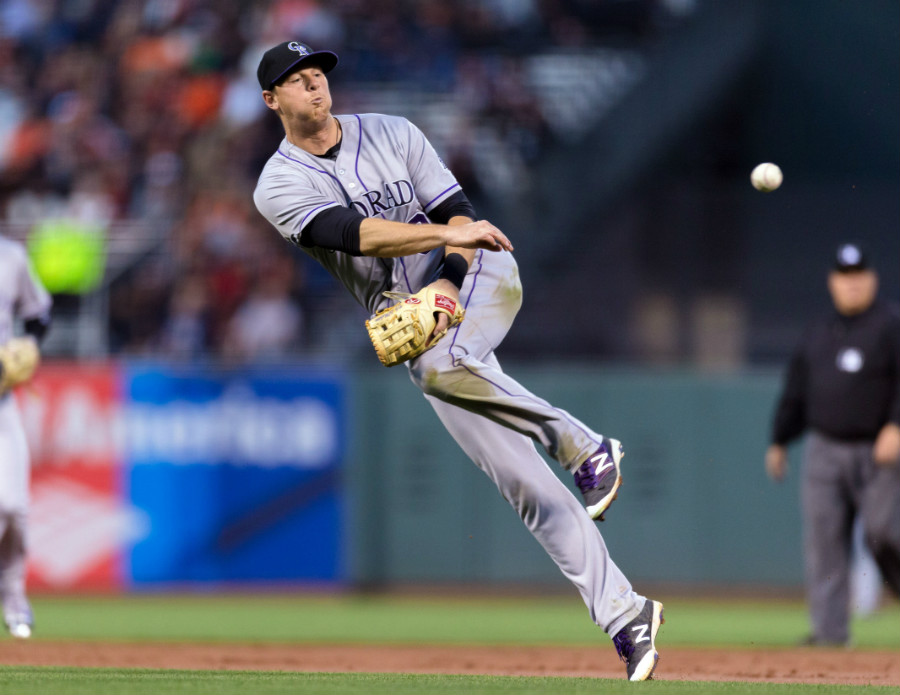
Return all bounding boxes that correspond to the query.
[833,242,870,273]
[257,41,339,90]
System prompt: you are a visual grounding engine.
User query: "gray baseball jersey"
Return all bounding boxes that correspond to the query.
[255,114,457,315]
[0,234,52,509]
[255,113,647,636]
[0,237,51,346]
[0,235,50,633]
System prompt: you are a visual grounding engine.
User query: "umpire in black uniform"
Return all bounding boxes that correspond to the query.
[765,241,900,646]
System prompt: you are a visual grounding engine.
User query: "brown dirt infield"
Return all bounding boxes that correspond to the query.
[0,641,897,685]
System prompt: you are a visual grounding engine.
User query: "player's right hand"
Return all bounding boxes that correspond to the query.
[447,220,513,252]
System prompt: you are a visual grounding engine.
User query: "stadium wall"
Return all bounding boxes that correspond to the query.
[23,363,800,592]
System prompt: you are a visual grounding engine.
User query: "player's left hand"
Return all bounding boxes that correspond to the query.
[873,423,900,466]
[365,284,465,367]
[426,280,460,346]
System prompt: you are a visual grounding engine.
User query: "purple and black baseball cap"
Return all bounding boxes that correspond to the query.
[257,41,339,90]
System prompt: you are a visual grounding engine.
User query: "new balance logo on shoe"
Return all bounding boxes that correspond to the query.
[595,458,614,476]
[591,452,616,478]
[612,600,665,681]
[575,440,624,521]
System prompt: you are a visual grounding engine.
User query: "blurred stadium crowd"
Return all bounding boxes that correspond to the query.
[0,0,691,361]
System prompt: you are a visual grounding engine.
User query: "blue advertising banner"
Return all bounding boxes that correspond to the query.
[123,364,345,584]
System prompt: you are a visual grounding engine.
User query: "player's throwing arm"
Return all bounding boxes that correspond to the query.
[358,218,512,257]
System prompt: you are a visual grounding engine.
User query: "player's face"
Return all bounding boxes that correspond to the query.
[828,269,878,316]
[265,65,332,124]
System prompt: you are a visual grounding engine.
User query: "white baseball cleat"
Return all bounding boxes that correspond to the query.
[5,606,34,640]
[612,600,665,681]
[8,622,32,639]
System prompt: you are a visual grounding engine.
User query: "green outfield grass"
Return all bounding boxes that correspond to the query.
[26,592,900,648]
[0,667,898,695]
[0,593,896,695]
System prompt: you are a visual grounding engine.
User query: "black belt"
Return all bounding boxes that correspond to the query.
[812,429,877,444]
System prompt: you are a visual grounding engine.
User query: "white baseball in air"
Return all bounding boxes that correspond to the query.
[750,162,783,192]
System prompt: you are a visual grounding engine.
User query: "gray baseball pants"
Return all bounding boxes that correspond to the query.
[0,511,29,622]
[0,394,31,625]
[409,251,645,636]
[802,431,900,643]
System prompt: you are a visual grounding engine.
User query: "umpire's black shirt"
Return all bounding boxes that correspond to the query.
[772,299,900,445]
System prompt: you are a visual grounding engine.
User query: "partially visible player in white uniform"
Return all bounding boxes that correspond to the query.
[253,42,664,680]
[0,233,52,639]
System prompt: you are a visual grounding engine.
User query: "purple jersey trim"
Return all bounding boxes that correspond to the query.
[352,114,393,222]
[397,257,413,292]
[447,249,482,360]
[425,184,461,210]
[276,148,343,186]
[301,201,340,227]
[353,114,365,190]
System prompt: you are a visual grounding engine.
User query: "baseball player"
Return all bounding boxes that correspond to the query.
[253,41,664,680]
[0,232,52,639]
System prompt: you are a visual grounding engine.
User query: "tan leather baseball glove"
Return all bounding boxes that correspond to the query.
[365,288,465,367]
[0,336,40,395]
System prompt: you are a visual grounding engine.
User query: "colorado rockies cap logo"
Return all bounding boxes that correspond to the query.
[288,42,310,56]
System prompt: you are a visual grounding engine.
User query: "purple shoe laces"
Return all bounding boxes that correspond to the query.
[613,631,634,663]
[573,445,614,493]
[573,461,599,493]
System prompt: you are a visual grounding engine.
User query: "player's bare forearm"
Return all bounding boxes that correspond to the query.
[359,217,513,257]
[426,216,478,342]
[444,215,479,268]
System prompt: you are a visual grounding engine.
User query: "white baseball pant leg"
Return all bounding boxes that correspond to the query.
[0,394,32,622]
